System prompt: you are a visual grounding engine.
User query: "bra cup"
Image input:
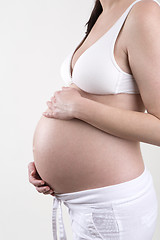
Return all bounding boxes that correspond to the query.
[72,38,119,95]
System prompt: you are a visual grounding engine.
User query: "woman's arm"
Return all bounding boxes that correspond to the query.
[73,3,160,147]
[73,97,160,146]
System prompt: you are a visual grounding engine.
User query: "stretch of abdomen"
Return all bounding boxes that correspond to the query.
[32,111,144,194]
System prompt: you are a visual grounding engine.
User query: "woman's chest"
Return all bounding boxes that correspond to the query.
[71,26,130,79]
[67,26,138,95]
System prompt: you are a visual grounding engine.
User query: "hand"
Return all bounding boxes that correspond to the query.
[28,162,55,196]
[42,87,82,120]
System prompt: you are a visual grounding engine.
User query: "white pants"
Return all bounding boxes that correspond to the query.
[52,166,158,240]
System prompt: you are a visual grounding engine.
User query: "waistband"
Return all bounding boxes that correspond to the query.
[52,165,153,239]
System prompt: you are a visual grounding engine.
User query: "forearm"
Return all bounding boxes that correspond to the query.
[73,97,160,147]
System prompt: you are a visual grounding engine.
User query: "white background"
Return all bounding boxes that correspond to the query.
[0,0,159,239]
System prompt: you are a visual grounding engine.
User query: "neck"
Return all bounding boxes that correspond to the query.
[99,0,129,12]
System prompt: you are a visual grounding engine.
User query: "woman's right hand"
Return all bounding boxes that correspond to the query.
[28,161,55,196]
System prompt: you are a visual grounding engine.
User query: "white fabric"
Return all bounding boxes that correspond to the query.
[52,198,67,240]
[60,0,160,95]
[52,166,158,239]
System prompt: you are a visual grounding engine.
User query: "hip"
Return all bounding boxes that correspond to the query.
[53,166,158,240]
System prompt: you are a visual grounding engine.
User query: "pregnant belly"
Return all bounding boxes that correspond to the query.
[32,115,144,194]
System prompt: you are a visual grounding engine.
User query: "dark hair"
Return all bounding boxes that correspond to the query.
[85,0,102,36]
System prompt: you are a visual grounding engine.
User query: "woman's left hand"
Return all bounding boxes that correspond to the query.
[42,87,82,120]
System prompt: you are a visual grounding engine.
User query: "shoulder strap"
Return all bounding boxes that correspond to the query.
[111,0,160,44]
[152,0,160,6]
[110,0,160,74]
[110,0,142,42]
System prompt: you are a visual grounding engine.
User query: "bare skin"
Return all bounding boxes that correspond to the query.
[28,161,55,195]
[29,0,149,195]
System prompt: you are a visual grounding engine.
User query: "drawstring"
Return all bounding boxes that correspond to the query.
[52,196,67,240]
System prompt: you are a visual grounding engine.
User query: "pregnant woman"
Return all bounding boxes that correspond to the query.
[28,0,160,239]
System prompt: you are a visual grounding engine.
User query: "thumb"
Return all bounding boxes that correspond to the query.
[31,170,35,176]
[28,162,36,175]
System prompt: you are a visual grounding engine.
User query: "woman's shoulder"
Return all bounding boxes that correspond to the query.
[128,0,160,26]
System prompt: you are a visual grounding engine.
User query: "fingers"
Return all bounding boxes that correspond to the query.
[28,162,55,196]
[28,162,43,183]
[29,171,45,186]
[43,100,55,117]
[46,101,53,109]
[29,171,55,195]
[28,161,35,175]
[44,189,55,195]
[28,161,41,179]
[36,186,55,195]
[51,96,56,102]
[42,111,55,118]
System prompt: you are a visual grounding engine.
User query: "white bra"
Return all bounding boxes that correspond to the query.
[60,0,160,95]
